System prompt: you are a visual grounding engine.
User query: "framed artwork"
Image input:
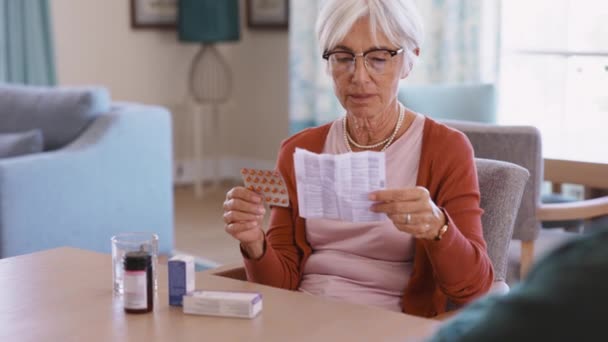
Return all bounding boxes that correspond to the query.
[131,0,177,29]
[246,0,289,30]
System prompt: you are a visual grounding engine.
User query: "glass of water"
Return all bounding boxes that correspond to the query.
[111,232,159,295]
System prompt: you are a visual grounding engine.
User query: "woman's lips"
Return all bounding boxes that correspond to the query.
[349,94,375,103]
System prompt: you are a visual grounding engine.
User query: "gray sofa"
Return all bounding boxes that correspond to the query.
[0,84,173,258]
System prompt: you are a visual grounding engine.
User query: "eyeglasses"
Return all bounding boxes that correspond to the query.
[322,48,404,75]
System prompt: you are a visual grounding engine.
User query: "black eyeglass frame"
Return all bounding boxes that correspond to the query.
[322,48,404,60]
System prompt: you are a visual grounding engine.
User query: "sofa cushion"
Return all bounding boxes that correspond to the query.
[0,129,44,158]
[398,83,497,123]
[0,84,110,150]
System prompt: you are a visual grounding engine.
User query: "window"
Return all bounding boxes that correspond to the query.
[498,0,608,163]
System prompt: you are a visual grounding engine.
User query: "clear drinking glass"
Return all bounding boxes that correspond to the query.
[111,232,159,295]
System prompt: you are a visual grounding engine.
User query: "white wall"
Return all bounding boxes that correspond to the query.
[50,0,289,180]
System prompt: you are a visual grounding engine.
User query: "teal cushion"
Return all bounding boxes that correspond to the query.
[398,83,497,123]
[0,129,44,158]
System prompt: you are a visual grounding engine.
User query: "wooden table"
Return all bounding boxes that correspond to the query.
[0,247,439,342]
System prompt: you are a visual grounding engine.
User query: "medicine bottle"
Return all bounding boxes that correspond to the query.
[123,250,153,313]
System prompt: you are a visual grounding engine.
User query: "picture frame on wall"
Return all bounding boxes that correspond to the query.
[131,0,177,29]
[247,0,289,30]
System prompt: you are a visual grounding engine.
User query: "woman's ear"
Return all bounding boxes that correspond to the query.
[400,48,421,79]
[401,61,412,78]
[400,59,413,79]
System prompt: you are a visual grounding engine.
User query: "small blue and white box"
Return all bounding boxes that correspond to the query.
[168,255,195,306]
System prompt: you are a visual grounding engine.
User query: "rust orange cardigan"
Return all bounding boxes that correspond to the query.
[243,117,494,318]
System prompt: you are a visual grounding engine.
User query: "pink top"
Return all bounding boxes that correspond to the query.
[298,113,426,312]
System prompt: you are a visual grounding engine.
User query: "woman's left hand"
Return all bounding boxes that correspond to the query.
[369,187,446,240]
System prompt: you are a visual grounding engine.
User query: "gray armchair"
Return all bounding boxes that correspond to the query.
[442,120,542,280]
[475,158,529,291]
[0,84,174,258]
[437,157,528,319]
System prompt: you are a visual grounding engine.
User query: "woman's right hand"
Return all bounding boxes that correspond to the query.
[223,187,266,259]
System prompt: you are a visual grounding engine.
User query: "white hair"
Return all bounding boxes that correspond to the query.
[315,0,424,65]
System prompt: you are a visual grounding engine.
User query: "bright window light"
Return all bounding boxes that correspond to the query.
[498,0,608,163]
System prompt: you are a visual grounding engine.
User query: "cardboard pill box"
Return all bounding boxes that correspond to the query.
[183,291,262,319]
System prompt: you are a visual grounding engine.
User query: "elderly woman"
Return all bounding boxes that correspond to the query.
[222,0,493,317]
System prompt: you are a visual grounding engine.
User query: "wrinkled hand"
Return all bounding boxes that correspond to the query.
[223,187,266,257]
[370,187,446,240]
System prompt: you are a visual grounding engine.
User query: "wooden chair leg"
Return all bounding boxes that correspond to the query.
[520,240,535,279]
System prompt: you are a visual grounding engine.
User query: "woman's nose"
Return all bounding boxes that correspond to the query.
[351,57,372,83]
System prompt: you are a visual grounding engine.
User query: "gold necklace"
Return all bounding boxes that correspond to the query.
[343,105,405,152]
